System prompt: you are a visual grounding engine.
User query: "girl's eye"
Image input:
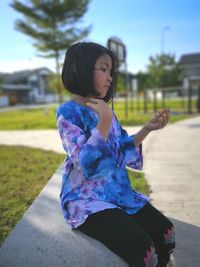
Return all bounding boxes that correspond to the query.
[101,68,107,72]
[94,67,112,76]
[101,68,112,76]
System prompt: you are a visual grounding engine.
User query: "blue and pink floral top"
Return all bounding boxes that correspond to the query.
[56,100,149,229]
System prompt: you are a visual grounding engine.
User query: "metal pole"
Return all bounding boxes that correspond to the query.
[143,88,148,114]
[197,85,200,113]
[188,83,192,114]
[130,76,134,113]
[153,88,157,113]
[161,26,170,54]
[162,90,165,108]
[124,62,128,118]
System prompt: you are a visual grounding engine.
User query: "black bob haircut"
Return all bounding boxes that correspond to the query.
[61,42,118,103]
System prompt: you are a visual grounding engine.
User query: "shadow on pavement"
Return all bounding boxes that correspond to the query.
[169,217,200,267]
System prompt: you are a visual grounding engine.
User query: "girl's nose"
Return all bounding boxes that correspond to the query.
[107,73,112,82]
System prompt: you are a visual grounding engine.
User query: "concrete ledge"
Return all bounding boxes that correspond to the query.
[0,163,176,267]
[0,163,128,267]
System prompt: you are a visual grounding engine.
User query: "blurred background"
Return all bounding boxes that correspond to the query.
[0,2,200,263]
[0,0,200,117]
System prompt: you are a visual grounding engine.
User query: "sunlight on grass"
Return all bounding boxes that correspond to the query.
[0,99,198,129]
[0,144,150,247]
[0,145,65,246]
[127,168,150,196]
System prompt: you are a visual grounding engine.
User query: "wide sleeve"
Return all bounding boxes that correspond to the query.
[57,114,117,179]
[114,115,143,170]
[119,127,143,170]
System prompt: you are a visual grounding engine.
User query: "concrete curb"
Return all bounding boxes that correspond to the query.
[0,163,177,267]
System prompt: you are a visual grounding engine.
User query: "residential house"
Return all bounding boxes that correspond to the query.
[0,67,57,105]
[180,52,200,91]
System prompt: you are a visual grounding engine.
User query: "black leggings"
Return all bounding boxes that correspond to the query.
[77,203,175,267]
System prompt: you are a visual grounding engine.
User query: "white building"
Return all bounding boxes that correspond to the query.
[0,67,57,105]
[180,52,200,90]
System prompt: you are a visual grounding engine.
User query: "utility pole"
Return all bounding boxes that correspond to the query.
[161,26,170,55]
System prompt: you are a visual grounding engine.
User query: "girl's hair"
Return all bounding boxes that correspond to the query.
[61,42,117,103]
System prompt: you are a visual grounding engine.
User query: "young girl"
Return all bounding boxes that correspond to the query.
[56,42,175,267]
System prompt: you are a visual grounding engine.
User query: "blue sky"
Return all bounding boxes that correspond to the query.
[0,0,200,73]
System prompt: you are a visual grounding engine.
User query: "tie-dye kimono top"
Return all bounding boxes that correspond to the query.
[56,100,149,229]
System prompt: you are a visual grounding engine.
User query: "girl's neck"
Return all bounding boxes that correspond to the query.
[73,95,89,106]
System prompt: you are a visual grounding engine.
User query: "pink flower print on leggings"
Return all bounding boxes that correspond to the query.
[164,226,175,245]
[143,245,158,267]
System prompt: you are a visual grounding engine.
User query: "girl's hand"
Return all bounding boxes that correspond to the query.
[86,98,112,141]
[86,98,112,120]
[144,109,170,131]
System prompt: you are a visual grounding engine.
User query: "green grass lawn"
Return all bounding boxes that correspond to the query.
[112,98,198,125]
[0,106,58,130]
[0,145,148,247]
[0,145,65,247]
[128,169,150,196]
[0,99,198,129]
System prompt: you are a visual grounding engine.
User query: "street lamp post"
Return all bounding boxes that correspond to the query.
[107,37,129,117]
[161,26,170,54]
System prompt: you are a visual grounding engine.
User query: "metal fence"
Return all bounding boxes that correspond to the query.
[114,85,200,117]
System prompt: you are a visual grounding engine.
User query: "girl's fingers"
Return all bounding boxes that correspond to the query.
[156,111,166,128]
[86,99,97,106]
[161,110,170,127]
[162,116,168,127]
[156,111,161,120]
[88,98,98,104]
[158,112,164,125]
[152,109,170,130]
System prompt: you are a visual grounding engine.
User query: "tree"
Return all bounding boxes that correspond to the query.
[137,71,151,91]
[147,53,182,88]
[116,73,126,93]
[11,0,91,102]
[47,72,71,96]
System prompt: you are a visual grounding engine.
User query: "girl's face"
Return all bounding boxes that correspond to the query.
[93,53,113,99]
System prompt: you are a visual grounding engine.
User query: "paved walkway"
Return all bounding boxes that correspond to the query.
[143,116,200,267]
[0,116,200,266]
[0,129,65,154]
